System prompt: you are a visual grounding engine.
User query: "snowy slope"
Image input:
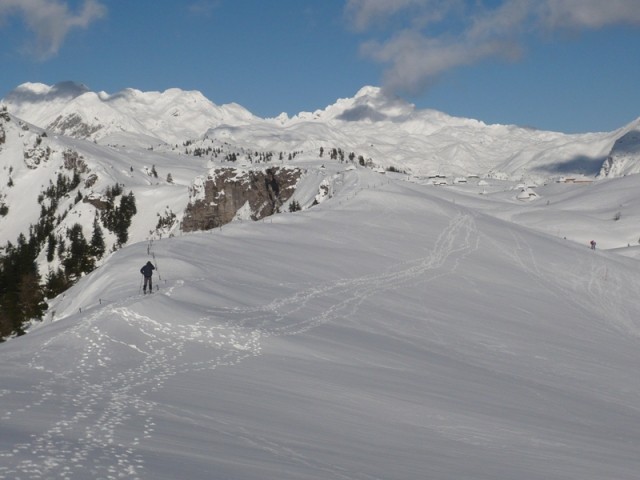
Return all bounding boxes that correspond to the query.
[2,167,640,479]
[599,118,640,177]
[0,109,209,252]
[2,82,640,479]
[208,86,622,180]
[425,172,640,251]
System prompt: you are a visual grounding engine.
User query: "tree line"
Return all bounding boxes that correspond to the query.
[0,174,136,340]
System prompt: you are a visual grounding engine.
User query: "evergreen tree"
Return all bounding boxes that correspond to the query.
[113,191,136,246]
[44,268,71,299]
[90,214,106,259]
[289,200,302,212]
[63,224,94,279]
[18,272,47,323]
[0,236,45,338]
[57,237,66,260]
[46,233,57,262]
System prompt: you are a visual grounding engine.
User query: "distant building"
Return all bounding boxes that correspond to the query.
[517,188,538,201]
[558,176,593,184]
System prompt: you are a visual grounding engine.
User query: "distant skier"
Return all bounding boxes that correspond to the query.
[590,240,596,250]
[140,261,156,293]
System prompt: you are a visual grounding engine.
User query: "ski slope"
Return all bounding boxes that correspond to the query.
[2,168,640,479]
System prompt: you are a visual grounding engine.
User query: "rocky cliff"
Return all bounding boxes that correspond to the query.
[182,166,303,232]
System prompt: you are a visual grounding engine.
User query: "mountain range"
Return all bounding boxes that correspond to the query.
[2,81,639,261]
[4,82,640,179]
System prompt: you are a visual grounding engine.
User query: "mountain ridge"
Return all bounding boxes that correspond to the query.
[5,81,639,180]
[3,82,256,145]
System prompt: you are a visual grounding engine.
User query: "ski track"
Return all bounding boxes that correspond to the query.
[584,259,640,338]
[210,211,479,337]
[0,212,478,480]
[502,230,640,340]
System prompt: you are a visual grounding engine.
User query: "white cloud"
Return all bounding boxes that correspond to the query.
[187,1,220,18]
[540,0,640,29]
[363,30,521,95]
[345,0,444,31]
[0,0,106,59]
[345,0,640,95]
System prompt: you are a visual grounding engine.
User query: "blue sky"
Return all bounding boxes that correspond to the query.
[0,0,639,133]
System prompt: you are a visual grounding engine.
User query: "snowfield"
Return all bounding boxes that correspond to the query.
[2,165,640,479]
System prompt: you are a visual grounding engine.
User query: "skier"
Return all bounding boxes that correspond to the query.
[590,240,596,250]
[140,261,156,293]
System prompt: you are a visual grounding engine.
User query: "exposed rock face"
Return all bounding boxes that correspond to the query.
[23,142,52,169]
[48,113,103,139]
[182,166,303,232]
[82,193,109,211]
[0,107,9,146]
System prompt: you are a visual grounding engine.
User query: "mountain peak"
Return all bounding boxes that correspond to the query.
[8,81,90,102]
[2,82,255,144]
[292,86,415,123]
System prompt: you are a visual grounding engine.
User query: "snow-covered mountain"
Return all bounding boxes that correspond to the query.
[599,118,640,177]
[2,82,257,145]
[1,81,639,286]
[5,82,639,180]
[1,82,640,479]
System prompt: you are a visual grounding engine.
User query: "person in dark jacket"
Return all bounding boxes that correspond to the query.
[140,261,155,293]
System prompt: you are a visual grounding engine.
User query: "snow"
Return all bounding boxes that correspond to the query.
[1,84,640,479]
[2,164,640,479]
[6,82,639,180]
[2,82,256,145]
